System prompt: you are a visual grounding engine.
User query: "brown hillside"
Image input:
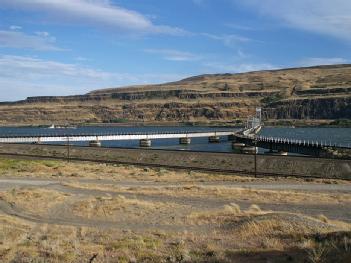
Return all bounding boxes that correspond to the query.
[0,64,350,125]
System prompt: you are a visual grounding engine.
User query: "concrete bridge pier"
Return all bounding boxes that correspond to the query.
[242,146,258,154]
[140,139,152,147]
[232,142,246,150]
[34,139,43,145]
[209,136,220,143]
[89,140,101,147]
[179,137,191,145]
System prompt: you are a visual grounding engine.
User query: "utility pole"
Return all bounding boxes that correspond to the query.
[254,139,257,178]
[67,136,70,162]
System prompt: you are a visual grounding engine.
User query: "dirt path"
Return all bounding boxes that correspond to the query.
[1,177,351,192]
[0,199,204,232]
[1,177,351,228]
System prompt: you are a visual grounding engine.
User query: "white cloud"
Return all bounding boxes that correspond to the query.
[0,55,111,79]
[201,33,251,47]
[0,55,186,101]
[75,56,90,62]
[35,31,50,37]
[0,30,62,51]
[237,50,250,59]
[204,61,277,73]
[143,49,201,61]
[299,57,349,67]
[238,0,351,41]
[225,23,254,31]
[9,25,22,31]
[0,0,185,36]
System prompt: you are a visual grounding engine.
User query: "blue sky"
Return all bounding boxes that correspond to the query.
[0,0,351,101]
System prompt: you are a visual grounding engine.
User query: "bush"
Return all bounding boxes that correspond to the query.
[261,93,284,104]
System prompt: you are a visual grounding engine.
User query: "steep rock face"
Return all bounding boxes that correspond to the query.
[0,64,350,125]
[0,90,278,105]
[0,106,97,124]
[264,97,351,120]
[92,102,249,122]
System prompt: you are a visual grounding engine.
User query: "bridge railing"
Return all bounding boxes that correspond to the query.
[0,130,238,143]
[255,135,350,149]
[0,130,237,138]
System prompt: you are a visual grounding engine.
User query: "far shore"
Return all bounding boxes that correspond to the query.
[0,119,351,128]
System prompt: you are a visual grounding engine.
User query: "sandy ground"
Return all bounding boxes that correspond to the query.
[0,158,350,262]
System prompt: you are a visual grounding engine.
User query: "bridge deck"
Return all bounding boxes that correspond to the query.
[0,131,235,143]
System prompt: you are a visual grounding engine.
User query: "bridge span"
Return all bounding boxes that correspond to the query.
[233,132,351,158]
[0,130,236,147]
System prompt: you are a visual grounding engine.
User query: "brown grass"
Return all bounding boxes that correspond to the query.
[63,182,351,205]
[0,157,350,262]
[0,188,69,215]
[1,157,349,185]
[71,194,188,224]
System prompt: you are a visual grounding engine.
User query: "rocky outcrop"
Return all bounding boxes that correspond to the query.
[264,97,351,120]
[0,90,279,105]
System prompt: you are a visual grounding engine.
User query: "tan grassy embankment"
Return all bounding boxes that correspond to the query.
[0,157,350,262]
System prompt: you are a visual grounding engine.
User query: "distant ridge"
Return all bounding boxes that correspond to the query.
[0,64,350,125]
[89,64,351,95]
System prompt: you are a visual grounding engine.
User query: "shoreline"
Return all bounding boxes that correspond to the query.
[0,121,351,129]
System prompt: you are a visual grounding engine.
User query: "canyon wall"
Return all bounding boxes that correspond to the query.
[0,64,350,125]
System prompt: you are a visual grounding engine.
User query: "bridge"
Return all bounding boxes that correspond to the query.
[232,108,351,158]
[0,131,236,147]
[233,133,351,157]
[0,108,257,150]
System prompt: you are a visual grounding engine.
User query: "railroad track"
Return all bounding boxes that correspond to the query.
[0,151,345,180]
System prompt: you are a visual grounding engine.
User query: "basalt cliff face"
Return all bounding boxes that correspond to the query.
[0,64,350,125]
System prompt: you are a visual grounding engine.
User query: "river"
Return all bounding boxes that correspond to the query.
[0,126,350,153]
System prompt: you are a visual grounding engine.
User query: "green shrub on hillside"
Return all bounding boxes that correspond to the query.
[261,93,284,104]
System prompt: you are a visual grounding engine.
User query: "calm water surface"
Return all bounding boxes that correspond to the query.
[0,126,349,152]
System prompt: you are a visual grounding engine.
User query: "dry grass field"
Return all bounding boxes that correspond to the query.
[0,157,350,262]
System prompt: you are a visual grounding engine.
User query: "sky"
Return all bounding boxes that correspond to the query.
[0,0,351,101]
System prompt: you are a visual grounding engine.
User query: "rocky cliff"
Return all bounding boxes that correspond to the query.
[0,64,350,125]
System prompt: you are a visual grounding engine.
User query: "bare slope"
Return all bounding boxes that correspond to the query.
[0,64,350,125]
